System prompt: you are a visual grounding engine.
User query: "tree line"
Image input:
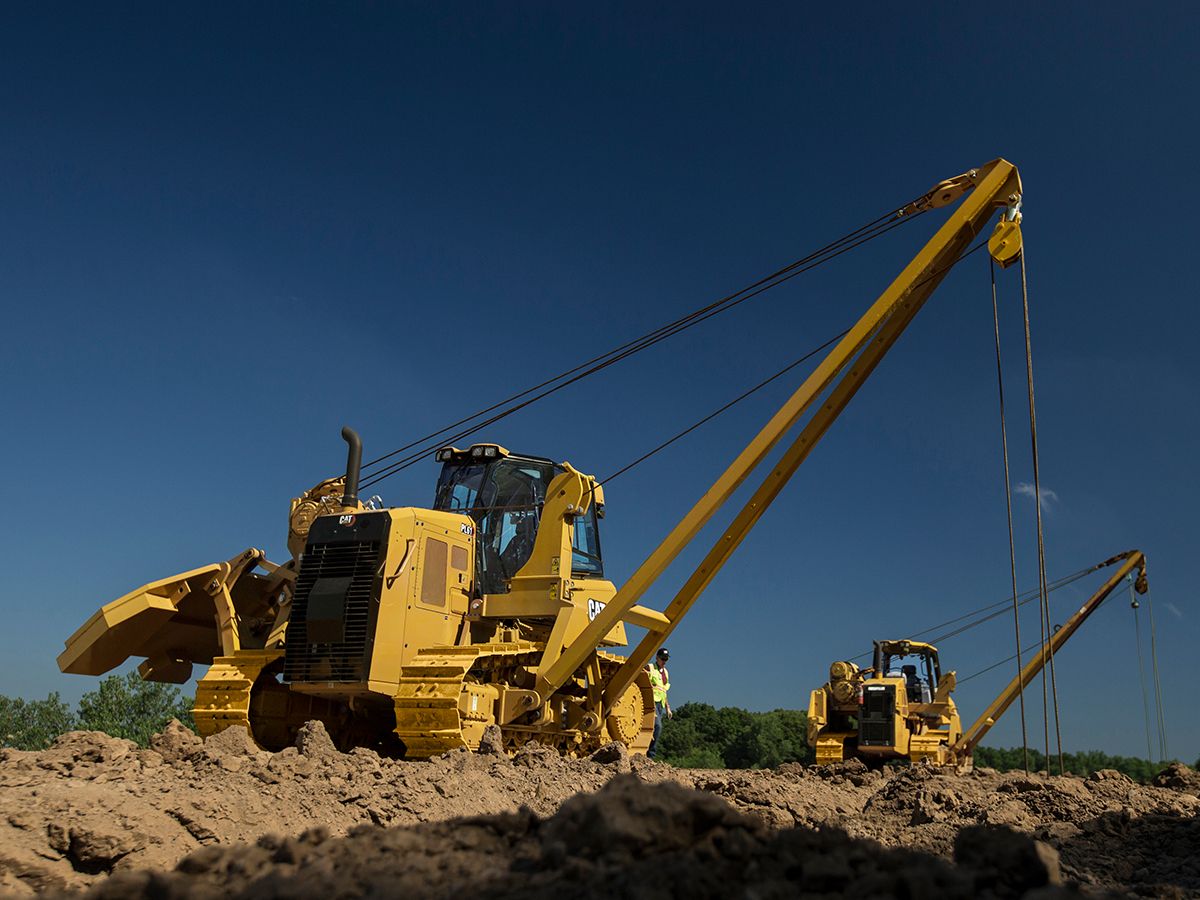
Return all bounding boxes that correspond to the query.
[2,688,1193,779]
[1,672,193,750]
[656,703,1192,779]
[970,745,1185,781]
[656,703,812,768]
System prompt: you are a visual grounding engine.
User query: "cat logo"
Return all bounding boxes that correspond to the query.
[338,514,356,526]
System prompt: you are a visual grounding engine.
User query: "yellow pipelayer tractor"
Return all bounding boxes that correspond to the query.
[60,440,659,756]
[61,158,1037,758]
[807,550,1149,766]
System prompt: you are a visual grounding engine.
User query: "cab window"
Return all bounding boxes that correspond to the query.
[572,505,603,577]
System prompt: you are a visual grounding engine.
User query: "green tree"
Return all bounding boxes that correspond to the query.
[762,708,810,766]
[658,703,812,769]
[75,672,194,747]
[669,747,726,768]
[725,709,811,768]
[0,692,76,750]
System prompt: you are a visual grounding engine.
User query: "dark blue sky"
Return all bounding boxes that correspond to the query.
[2,3,1196,760]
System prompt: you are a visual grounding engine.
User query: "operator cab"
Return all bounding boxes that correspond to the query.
[874,640,941,705]
[432,443,604,596]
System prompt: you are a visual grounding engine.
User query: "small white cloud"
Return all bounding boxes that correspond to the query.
[1014,482,1059,512]
[1166,602,1184,619]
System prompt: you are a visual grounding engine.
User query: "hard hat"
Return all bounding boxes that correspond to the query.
[656,647,669,660]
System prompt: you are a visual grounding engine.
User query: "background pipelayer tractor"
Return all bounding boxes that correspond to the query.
[62,157,1034,760]
[806,550,1149,766]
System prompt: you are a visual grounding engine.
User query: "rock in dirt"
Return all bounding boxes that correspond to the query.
[40,732,136,773]
[294,720,337,758]
[1151,762,1200,794]
[588,741,631,773]
[202,726,259,758]
[45,823,141,874]
[954,824,1062,894]
[1087,768,1132,785]
[476,725,506,756]
[148,720,201,764]
[512,741,562,769]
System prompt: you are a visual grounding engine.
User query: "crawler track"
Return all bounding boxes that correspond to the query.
[394,643,654,757]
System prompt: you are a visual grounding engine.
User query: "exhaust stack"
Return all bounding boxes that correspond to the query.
[340,426,362,508]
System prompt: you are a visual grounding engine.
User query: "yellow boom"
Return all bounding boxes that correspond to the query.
[537,159,1025,716]
[953,550,1148,758]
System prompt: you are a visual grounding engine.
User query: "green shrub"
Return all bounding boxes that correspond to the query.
[1,672,193,750]
[658,703,812,769]
[0,692,76,750]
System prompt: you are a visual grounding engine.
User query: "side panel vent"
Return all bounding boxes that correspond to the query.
[284,512,388,684]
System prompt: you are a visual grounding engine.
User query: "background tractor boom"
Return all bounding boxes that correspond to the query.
[952,550,1148,759]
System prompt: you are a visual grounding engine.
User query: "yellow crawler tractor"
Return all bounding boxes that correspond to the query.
[60,435,658,756]
[61,157,1038,758]
[807,551,1149,766]
[808,640,963,765]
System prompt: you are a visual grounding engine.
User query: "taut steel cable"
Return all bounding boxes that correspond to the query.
[991,255,1030,773]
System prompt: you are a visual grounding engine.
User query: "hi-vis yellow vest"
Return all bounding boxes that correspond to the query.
[649,664,670,704]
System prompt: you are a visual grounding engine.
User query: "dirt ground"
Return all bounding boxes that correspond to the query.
[1,722,1197,898]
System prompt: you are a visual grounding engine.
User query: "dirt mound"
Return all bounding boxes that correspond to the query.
[1152,762,1200,795]
[846,764,1200,895]
[75,778,1072,900]
[1,724,1197,898]
[0,723,627,896]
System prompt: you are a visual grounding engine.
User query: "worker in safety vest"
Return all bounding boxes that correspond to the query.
[645,647,671,759]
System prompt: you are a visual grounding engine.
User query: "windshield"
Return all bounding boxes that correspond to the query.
[435,457,555,595]
[434,456,605,593]
[434,462,487,514]
[881,651,938,704]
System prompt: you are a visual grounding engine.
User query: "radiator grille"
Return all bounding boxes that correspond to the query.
[284,538,382,683]
[859,685,896,747]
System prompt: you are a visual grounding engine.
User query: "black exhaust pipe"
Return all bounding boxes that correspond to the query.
[341,426,362,508]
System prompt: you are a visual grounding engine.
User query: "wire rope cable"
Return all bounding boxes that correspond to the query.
[1145,587,1169,761]
[598,330,850,484]
[919,570,1090,645]
[359,209,903,470]
[958,637,1047,685]
[358,213,925,491]
[991,255,1030,774]
[1130,578,1155,761]
[1018,249,1064,775]
[840,562,1102,665]
[590,238,993,489]
[361,204,1012,494]
[956,573,1123,686]
[357,203,930,486]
